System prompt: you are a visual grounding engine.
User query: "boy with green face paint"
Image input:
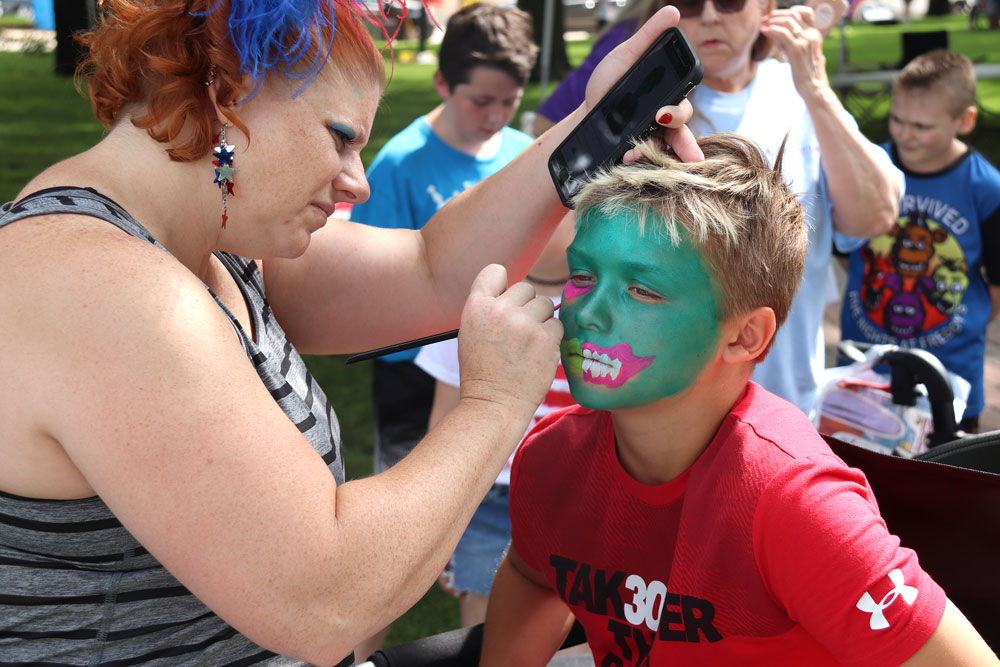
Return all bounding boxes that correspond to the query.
[480,134,994,666]
[559,208,723,410]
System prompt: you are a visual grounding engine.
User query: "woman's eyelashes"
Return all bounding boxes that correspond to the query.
[328,122,357,149]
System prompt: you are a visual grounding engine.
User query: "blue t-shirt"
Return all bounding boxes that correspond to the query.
[349,116,533,361]
[839,144,1000,419]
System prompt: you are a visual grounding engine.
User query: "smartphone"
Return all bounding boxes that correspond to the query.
[807,0,847,35]
[548,27,703,208]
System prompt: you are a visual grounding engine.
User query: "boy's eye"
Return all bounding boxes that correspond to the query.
[630,285,664,301]
[570,273,595,286]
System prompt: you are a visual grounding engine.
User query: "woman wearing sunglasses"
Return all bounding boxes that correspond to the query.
[533,0,901,419]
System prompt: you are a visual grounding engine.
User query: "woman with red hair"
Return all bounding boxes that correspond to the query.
[0,1,698,664]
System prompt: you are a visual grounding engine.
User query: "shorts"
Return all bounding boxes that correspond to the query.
[442,484,512,596]
[372,360,435,473]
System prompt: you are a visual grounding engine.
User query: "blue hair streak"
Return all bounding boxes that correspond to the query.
[194,0,422,100]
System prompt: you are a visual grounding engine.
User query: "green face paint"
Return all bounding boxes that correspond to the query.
[560,209,723,410]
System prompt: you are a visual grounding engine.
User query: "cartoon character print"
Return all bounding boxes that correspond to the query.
[889,211,947,284]
[930,257,969,315]
[860,211,968,340]
[882,275,930,338]
[860,246,892,311]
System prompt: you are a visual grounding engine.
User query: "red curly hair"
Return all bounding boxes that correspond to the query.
[78,0,385,162]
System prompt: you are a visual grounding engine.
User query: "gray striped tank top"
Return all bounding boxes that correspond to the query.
[0,187,351,666]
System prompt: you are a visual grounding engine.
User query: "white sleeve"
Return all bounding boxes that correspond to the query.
[413,338,461,387]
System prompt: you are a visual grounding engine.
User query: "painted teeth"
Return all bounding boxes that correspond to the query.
[581,348,622,381]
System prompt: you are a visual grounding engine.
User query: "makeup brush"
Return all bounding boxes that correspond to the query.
[346,303,561,364]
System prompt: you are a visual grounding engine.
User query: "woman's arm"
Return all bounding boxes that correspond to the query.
[480,547,578,667]
[427,380,461,431]
[760,6,899,241]
[12,216,561,665]
[264,7,701,355]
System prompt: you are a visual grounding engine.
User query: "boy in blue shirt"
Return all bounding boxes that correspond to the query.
[348,2,538,657]
[348,2,538,476]
[839,49,1000,432]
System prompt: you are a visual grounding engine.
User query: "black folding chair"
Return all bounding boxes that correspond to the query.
[914,428,1000,473]
[825,432,1000,653]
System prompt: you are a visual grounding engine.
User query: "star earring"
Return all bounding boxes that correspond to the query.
[212,124,236,229]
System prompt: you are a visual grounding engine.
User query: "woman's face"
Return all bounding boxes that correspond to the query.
[678,0,768,85]
[218,68,380,258]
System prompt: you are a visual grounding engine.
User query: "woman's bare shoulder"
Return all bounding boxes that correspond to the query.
[0,214,240,497]
[1,213,206,311]
[0,215,237,431]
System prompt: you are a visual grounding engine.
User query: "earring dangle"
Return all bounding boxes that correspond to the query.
[212,124,236,229]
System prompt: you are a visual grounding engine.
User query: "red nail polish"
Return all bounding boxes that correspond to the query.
[657,112,673,125]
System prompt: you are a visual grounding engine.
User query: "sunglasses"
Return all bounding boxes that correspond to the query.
[674,0,749,18]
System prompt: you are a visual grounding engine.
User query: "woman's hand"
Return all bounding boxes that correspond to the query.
[624,102,693,163]
[760,6,833,105]
[584,5,702,163]
[457,264,563,422]
[760,5,898,239]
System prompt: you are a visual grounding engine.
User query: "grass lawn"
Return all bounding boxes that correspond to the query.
[1,12,999,649]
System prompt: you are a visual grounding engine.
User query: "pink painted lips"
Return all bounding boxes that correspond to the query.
[579,341,654,389]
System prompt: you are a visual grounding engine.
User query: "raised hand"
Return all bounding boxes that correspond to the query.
[585,6,703,163]
[760,6,832,105]
[457,264,563,424]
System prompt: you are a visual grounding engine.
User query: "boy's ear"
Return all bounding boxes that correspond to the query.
[957,105,977,136]
[721,306,777,364]
[432,70,452,101]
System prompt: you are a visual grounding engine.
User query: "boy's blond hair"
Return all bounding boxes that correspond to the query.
[572,133,807,332]
[894,49,976,117]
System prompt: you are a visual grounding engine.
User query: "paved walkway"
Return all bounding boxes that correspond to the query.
[0,28,55,52]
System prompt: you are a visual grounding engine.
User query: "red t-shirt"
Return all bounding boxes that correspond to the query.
[510,382,945,666]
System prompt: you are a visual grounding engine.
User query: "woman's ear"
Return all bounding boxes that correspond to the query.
[721,306,777,364]
[204,76,233,128]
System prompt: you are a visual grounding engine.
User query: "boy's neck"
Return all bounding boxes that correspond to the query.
[608,364,751,486]
[426,104,503,158]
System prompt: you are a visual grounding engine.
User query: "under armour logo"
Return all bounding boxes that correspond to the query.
[856,569,918,630]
